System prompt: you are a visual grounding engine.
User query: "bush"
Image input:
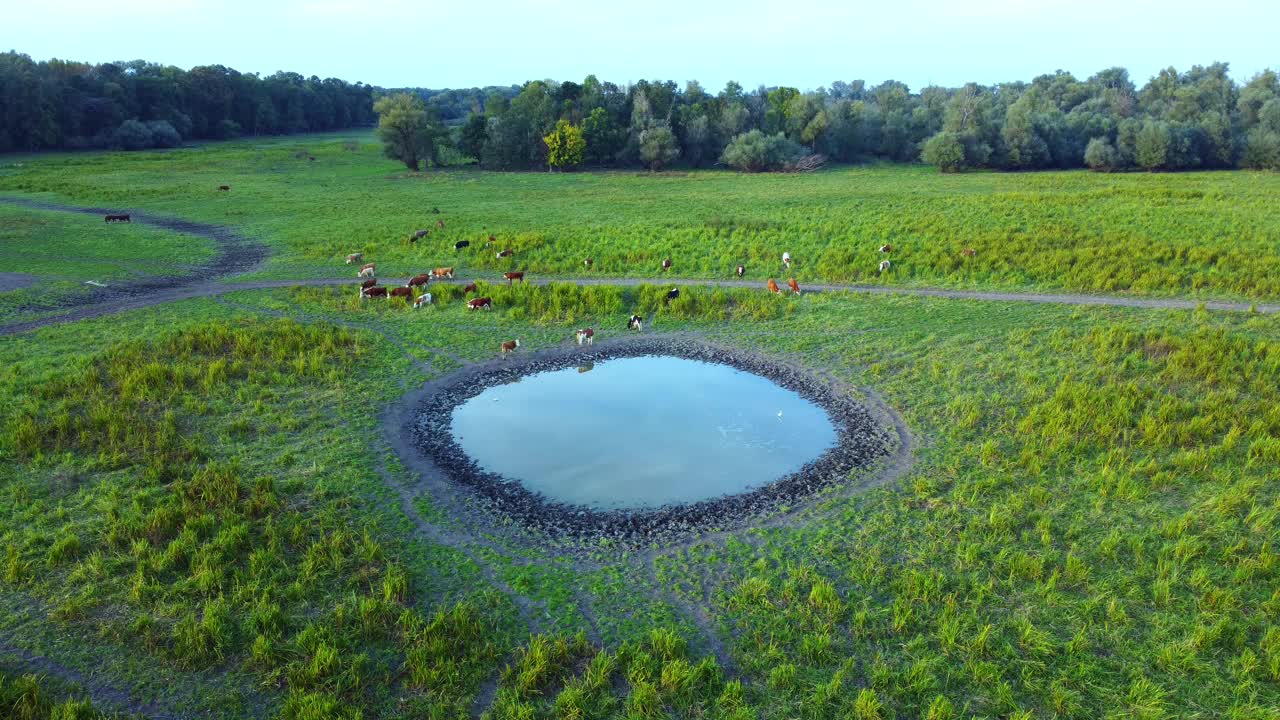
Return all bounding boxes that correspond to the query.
[114,119,154,150]
[147,120,182,148]
[922,132,966,172]
[1084,137,1123,172]
[720,130,804,172]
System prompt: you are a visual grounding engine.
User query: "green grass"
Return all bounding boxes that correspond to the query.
[2,134,1279,300]
[1,287,1278,717]
[0,204,217,322]
[1,135,1279,718]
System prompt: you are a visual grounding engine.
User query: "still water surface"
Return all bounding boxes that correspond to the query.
[450,356,837,509]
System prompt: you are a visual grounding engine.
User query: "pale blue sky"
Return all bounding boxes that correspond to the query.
[8,0,1277,90]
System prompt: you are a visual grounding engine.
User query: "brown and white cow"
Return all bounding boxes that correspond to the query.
[575,328,594,346]
[407,273,431,288]
[361,286,388,299]
[878,260,891,274]
[346,252,363,264]
[413,293,433,308]
[357,264,376,279]
[467,297,493,311]
[360,278,378,290]
[661,258,672,271]
[961,248,977,257]
[879,244,893,253]
[390,287,414,301]
[788,278,801,295]
[500,339,520,356]
[583,258,593,269]
[782,252,792,269]
[432,267,454,279]
[463,282,478,294]
[496,249,514,258]
[767,278,780,294]
[504,271,525,284]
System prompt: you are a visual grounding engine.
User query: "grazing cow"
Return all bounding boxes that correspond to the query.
[467,297,493,311]
[432,267,454,278]
[361,286,388,299]
[496,249,514,258]
[414,293,432,308]
[411,229,430,242]
[661,258,672,271]
[736,265,745,278]
[788,277,801,295]
[782,252,792,269]
[767,279,781,294]
[504,271,525,284]
[360,278,378,290]
[664,288,680,304]
[408,273,431,288]
[345,252,363,264]
[878,260,891,274]
[961,248,977,257]
[218,185,230,191]
[487,234,496,244]
[360,262,376,272]
[879,244,893,253]
[436,219,445,229]
[584,258,593,269]
[627,314,643,331]
[500,339,520,356]
[575,328,595,346]
[463,282,477,294]
[455,240,470,250]
[390,287,414,301]
[357,266,376,279]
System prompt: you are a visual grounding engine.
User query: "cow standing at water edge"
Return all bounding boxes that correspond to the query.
[500,339,520,356]
[627,315,643,331]
[575,328,594,346]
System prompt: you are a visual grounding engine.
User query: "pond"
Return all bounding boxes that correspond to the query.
[449,356,839,510]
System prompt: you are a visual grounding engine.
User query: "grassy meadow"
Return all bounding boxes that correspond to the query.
[2,134,1280,300]
[0,136,1279,718]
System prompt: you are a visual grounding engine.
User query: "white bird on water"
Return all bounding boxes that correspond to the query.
[777,411,783,419]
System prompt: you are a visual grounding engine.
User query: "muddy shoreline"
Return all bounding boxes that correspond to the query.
[399,336,899,545]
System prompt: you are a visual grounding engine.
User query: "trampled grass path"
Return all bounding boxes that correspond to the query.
[2,198,1277,337]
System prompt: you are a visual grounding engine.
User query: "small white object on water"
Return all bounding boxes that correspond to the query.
[777,411,784,418]
[84,280,107,287]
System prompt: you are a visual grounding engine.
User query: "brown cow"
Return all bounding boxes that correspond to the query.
[436,219,445,229]
[407,274,431,288]
[432,267,454,278]
[360,278,378,290]
[487,234,497,244]
[467,297,493,311]
[463,282,478,294]
[504,271,525,284]
[767,279,781,294]
[496,249,514,258]
[390,287,413,301]
[218,185,230,191]
[500,339,520,356]
[961,248,977,257]
[361,286,388,299]
[788,277,801,295]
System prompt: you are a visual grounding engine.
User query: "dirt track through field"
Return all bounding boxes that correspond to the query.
[2,199,1280,337]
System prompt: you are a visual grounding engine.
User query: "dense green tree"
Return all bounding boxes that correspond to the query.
[458,112,489,161]
[720,130,804,172]
[921,132,966,172]
[1084,137,1123,171]
[373,93,443,171]
[582,107,623,165]
[543,119,585,170]
[639,124,679,170]
[1134,120,1172,170]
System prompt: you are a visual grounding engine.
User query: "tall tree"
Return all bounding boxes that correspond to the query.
[543,119,585,171]
[373,93,443,171]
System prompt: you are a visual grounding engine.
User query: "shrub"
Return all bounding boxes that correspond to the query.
[720,130,804,172]
[114,119,154,151]
[922,132,966,172]
[146,120,182,148]
[1084,137,1124,172]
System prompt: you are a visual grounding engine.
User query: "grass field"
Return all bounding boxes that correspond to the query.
[0,203,218,323]
[2,134,1280,301]
[0,136,1279,719]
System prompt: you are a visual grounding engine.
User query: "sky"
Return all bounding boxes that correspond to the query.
[7,0,1277,91]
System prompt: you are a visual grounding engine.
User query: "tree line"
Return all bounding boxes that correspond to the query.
[0,51,377,152]
[386,63,1279,172]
